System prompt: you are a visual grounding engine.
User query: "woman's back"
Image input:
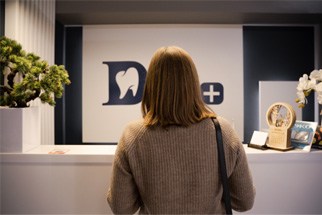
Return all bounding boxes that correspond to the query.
[107,117,255,214]
[107,46,255,214]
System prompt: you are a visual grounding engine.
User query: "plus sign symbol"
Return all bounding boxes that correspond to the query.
[201,82,224,104]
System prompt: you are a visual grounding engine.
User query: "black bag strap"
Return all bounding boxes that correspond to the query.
[211,117,233,214]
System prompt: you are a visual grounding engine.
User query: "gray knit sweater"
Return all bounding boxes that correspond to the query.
[107,117,255,214]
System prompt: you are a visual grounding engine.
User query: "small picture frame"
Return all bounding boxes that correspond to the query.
[291,121,318,152]
[312,125,322,149]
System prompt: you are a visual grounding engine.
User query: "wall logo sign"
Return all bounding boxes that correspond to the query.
[201,82,224,104]
[102,61,146,105]
[102,61,224,105]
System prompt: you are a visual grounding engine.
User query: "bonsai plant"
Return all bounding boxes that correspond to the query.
[0,36,71,108]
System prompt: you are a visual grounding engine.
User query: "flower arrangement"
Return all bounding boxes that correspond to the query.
[296,69,322,108]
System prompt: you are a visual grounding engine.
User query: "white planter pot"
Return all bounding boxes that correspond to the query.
[0,107,40,153]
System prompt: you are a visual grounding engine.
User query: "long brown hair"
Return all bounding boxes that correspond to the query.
[141,46,215,127]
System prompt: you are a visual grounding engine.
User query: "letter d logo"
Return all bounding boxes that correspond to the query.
[102,61,146,105]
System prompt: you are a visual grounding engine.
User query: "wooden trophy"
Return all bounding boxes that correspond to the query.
[266,102,296,151]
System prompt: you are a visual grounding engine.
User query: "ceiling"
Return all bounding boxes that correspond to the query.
[56,0,322,25]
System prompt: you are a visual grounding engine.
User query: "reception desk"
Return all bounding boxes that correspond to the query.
[1,145,322,214]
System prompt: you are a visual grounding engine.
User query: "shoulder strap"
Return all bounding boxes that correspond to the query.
[211,117,233,214]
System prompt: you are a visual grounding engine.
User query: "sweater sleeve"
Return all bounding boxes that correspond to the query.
[229,144,256,212]
[107,132,141,214]
[218,117,256,212]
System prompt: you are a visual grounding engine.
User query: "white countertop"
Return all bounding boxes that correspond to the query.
[25,144,118,155]
[0,145,117,163]
[1,144,322,214]
[1,144,321,163]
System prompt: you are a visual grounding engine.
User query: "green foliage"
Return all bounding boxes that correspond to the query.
[0,36,71,107]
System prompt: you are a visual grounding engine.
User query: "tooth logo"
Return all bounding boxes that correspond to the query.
[116,67,139,99]
[102,61,146,105]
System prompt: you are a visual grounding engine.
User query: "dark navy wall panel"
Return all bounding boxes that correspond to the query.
[0,0,4,37]
[54,21,65,144]
[0,0,4,88]
[55,26,83,144]
[64,27,83,144]
[243,26,315,143]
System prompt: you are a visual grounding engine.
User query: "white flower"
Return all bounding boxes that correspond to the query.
[296,91,307,104]
[315,82,322,92]
[309,69,322,81]
[297,74,315,92]
[317,94,322,105]
[315,83,322,105]
[296,69,322,107]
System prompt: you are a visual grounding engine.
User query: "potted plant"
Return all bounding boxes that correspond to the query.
[0,36,71,152]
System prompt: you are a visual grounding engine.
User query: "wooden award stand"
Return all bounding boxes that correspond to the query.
[266,102,296,151]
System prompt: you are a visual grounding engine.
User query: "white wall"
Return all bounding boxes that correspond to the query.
[83,25,244,143]
[5,0,56,145]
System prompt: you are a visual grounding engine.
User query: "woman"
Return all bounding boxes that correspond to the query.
[107,46,255,214]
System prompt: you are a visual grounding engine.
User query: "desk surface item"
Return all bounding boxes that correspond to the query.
[247,143,269,150]
[312,125,322,149]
